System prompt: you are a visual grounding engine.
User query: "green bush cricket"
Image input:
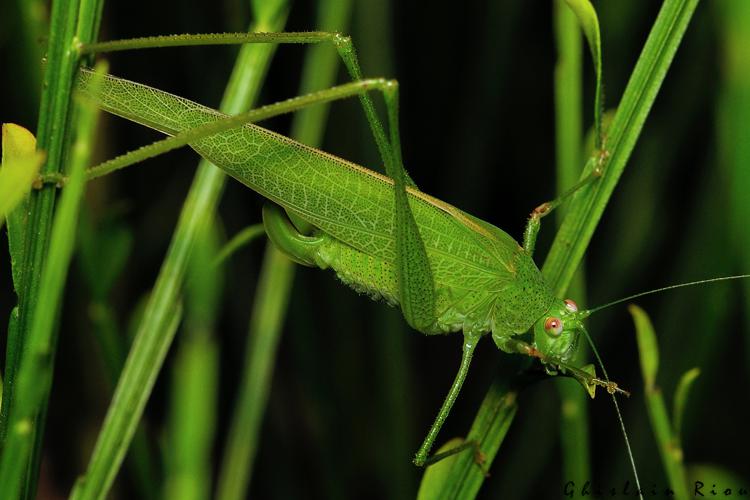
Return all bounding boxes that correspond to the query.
[62,18,747,486]
[5,0,750,496]
[70,31,635,472]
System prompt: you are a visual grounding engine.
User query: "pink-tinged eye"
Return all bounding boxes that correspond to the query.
[564,299,578,312]
[544,317,563,337]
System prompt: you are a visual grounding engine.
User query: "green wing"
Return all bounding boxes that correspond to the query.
[78,69,524,331]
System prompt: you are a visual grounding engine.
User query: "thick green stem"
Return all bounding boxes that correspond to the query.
[0,0,103,498]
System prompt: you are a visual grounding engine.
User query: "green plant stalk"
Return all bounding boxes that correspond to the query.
[163,335,217,500]
[0,1,104,497]
[88,301,161,499]
[0,0,78,447]
[164,221,221,500]
[76,193,159,499]
[554,0,591,487]
[671,368,699,452]
[716,0,750,377]
[630,305,689,500]
[644,392,689,499]
[216,1,352,498]
[434,0,700,495]
[70,301,182,499]
[15,0,47,114]
[69,3,288,498]
[0,43,102,500]
[216,246,294,500]
[563,0,603,147]
[542,0,700,292]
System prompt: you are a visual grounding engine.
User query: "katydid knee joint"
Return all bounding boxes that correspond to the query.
[262,203,323,267]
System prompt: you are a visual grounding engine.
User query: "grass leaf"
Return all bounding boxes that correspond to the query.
[629,304,659,389]
[542,0,700,294]
[420,376,520,499]
[1,124,45,291]
[163,220,221,500]
[563,0,603,146]
[629,305,690,500]
[671,367,700,450]
[416,438,464,500]
[0,124,45,222]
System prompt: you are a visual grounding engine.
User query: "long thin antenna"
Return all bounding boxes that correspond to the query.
[584,275,750,316]
[580,325,644,500]
[571,273,750,500]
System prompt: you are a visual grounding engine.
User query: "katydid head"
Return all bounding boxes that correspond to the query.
[531,298,630,398]
[532,298,584,365]
[539,274,750,395]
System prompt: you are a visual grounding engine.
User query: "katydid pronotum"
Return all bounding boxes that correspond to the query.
[56,30,745,484]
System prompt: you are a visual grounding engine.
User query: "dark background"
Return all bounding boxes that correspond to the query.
[1,0,749,498]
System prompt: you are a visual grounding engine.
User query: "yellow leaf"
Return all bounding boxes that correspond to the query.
[0,123,46,219]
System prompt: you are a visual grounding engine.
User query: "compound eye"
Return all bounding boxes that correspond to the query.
[544,317,563,337]
[564,299,578,312]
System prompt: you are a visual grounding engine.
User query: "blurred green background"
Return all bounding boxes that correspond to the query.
[1,0,749,498]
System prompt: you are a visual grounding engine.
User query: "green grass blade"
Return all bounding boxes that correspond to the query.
[77,204,133,382]
[716,0,750,377]
[419,377,520,499]
[553,0,591,487]
[77,194,160,499]
[163,221,221,500]
[70,4,288,498]
[542,0,700,294]
[686,465,746,496]
[14,0,47,115]
[555,1,583,191]
[2,307,19,409]
[215,245,295,500]
[70,301,183,500]
[216,1,352,498]
[163,334,218,500]
[671,367,699,452]
[563,0,603,147]
[630,304,659,390]
[416,438,464,500]
[629,305,689,500]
